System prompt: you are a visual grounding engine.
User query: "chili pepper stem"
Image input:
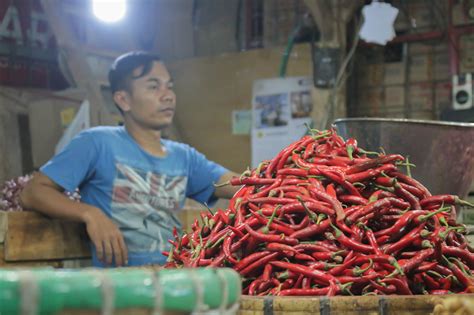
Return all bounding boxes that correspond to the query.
[296,196,319,223]
[354,259,373,276]
[358,148,380,156]
[418,206,451,222]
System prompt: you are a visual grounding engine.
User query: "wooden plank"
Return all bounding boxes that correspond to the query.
[4,211,90,261]
[0,245,61,267]
[0,211,6,243]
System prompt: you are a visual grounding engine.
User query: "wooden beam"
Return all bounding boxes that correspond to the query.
[40,0,114,126]
[303,0,334,41]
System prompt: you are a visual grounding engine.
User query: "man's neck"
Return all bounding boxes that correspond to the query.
[124,121,166,157]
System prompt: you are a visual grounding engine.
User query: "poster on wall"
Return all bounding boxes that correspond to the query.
[251,76,313,167]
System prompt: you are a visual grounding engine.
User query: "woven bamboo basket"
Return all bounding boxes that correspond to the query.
[238,294,474,315]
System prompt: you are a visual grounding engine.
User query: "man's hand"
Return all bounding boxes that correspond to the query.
[83,207,128,266]
[213,171,241,200]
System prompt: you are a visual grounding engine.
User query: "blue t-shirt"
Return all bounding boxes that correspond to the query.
[40,126,228,267]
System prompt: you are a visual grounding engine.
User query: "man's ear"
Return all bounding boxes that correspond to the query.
[113,91,131,112]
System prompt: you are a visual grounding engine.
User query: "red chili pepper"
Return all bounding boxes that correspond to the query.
[383,224,426,254]
[244,224,299,245]
[337,273,379,284]
[294,243,331,253]
[394,182,421,210]
[294,274,304,288]
[441,245,474,268]
[240,252,280,277]
[346,198,392,225]
[330,224,373,254]
[329,256,357,276]
[308,187,346,221]
[266,139,304,178]
[326,183,337,197]
[420,194,474,208]
[318,167,364,198]
[247,197,297,205]
[381,277,412,295]
[262,263,273,281]
[398,182,424,199]
[250,178,284,198]
[235,251,271,271]
[248,278,265,295]
[398,248,434,274]
[295,253,317,262]
[270,261,336,285]
[311,251,344,262]
[442,256,474,288]
[209,251,226,267]
[338,195,368,205]
[229,176,276,186]
[303,141,316,160]
[391,171,432,198]
[288,216,310,230]
[290,219,331,239]
[375,176,397,187]
[223,234,239,265]
[374,210,426,237]
[266,242,299,255]
[364,226,383,256]
[422,273,440,290]
[278,201,335,217]
[345,154,404,175]
[248,209,295,236]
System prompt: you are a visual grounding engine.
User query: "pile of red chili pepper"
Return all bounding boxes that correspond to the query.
[164,128,474,296]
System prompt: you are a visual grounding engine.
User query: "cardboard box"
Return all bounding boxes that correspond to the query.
[434,81,452,112]
[409,82,434,110]
[384,85,406,108]
[384,62,406,85]
[433,53,450,80]
[409,54,433,82]
[359,64,384,87]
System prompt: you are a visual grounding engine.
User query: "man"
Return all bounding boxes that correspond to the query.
[20,51,240,267]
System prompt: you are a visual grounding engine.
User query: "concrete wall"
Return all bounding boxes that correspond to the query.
[0,88,28,183]
[168,43,312,173]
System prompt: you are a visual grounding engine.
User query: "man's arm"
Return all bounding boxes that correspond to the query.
[20,172,128,266]
[213,171,241,199]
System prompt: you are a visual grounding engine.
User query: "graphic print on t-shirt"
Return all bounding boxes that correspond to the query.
[111,163,186,252]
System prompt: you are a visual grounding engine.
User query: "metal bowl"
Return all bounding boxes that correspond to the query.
[333,118,474,198]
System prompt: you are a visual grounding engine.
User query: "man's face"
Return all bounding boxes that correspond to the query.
[125,61,176,130]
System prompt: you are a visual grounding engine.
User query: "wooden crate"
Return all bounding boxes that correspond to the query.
[0,211,91,267]
[238,294,474,315]
[0,208,206,267]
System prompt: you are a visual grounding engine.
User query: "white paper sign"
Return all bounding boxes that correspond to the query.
[251,77,313,167]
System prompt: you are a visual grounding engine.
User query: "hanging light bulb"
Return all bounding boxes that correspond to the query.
[93,0,126,23]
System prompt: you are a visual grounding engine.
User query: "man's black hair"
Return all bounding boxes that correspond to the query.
[108,51,162,113]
